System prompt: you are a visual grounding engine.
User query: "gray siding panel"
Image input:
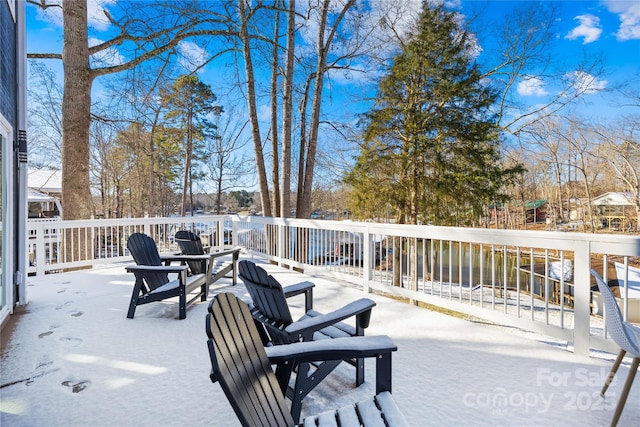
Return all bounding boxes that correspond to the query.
[0,0,17,125]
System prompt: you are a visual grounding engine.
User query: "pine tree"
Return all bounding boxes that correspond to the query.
[160,75,222,216]
[346,4,522,226]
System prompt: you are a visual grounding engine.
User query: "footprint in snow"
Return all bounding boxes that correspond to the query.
[38,324,61,338]
[55,301,72,310]
[62,380,91,393]
[68,310,84,317]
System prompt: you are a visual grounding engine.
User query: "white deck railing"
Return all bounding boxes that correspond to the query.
[27,215,640,356]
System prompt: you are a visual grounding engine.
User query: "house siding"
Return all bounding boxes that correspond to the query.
[0,0,25,327]
[0,0,17,127]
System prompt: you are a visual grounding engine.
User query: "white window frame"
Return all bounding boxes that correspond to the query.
[0,113,14,325]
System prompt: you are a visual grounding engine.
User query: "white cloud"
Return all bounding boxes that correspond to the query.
[32,0,115,31]
[517,76,549,97]
[88,37,124,67]
[177,41,210,74]
[33,0,63,27]
[565,14,602,44]
[87,0,116,31]
[605,1,640,41]
[257,104,271,123]
[567,71,608,94]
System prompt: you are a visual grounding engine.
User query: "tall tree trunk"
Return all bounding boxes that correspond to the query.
[298,1,330,219]
[239,0,271,216]
[62,1,93,220]
[216,153,224,214]
[296,80,311,216]
[270,3,281,216]
[280,0,295,217]
[148,109,161,217]
[298,0,356,218]
[181,112,193,216]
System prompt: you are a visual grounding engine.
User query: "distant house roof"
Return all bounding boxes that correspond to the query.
[526,200,547,209]
[591,192,636,206]
[489,200,547,210]
[28,189,58,203]
[28,169,61,194]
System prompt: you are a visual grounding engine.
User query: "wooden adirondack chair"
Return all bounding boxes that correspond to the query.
[238,259,377,421]
[206,292,408,427]
[126,232,211,319]
[174,230,240,286]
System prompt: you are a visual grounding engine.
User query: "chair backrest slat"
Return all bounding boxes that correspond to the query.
[239,260,295,330]
[127,233,169,290]
[207,293,295,427]
[175,230,206,275]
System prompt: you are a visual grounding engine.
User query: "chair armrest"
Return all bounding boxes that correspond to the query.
[283,281,315,311]
[206,247,241,259]
[160,254,211,263]
[265,335,396,363]
[284,298,376,340]
[267,335,396,395]
[126,264,189,274]
[283,281,315,297]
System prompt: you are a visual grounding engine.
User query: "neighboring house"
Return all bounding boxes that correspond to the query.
[28,168,62,218]
[591,192,638,231]
[525,200,548,224]
[488,200,549,225]
[0,0,27,327]
[28,168,62,197]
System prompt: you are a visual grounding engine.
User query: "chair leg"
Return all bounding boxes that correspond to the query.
[602,349,626,397]
[355,356,365,387]
[375,351,393,394]
[200,283,208,302]
[178,288,186,320]
[290,362,310,424]
[127,298,138,319]
[127,280,144,319]
[610,357,639,427]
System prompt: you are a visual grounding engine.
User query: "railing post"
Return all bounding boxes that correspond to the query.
[230,217,238,247]
[278,221,285,264]
[572,241,591,356]
[35,223,45,276]
[362,226,371,293]
[216,220,223,247]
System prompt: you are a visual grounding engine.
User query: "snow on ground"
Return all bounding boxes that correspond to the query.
[1,257,638,427]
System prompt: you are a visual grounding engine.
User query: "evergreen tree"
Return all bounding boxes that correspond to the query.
[160,75,222,216]
[346,4,522,226]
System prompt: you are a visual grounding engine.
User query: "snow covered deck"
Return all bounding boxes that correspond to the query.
[1,258,638,426]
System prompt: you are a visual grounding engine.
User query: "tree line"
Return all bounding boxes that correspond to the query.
[26,1,638,229]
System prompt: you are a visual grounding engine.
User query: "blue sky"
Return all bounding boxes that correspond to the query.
[25,0,640,179]
[26,1,639,105]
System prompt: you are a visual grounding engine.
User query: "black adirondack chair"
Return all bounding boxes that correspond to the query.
[238,259,377,421]
[206,292,408,427]
[126,232,211,319]
[174,230,240,286]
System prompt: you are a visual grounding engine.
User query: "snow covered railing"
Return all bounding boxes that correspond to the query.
[27,214,640,356]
